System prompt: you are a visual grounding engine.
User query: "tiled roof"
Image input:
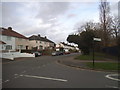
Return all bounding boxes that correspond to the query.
[0,27,28,39]
[29,35,55,44]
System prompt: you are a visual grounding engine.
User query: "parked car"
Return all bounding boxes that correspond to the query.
[31,51,42,57]
[52,51,64,56]
[64,51,70,54]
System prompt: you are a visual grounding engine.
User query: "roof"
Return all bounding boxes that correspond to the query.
[29,35,55,44]
[0,27,28,39]
[0,41,6,44]
[61,42,75,47]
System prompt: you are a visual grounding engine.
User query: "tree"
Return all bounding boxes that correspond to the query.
[67,34,79,44]
[79,30,95,55]
[99,0,112,47]
[67,30,95,55]
[77,21,95,34]
[111,16,119,39]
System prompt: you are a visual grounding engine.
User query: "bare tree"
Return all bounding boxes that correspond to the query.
[111,16,119,39]
[77,21,96,33]
[99,0,112,47]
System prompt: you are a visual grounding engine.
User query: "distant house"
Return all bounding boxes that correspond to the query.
[0,27,30,51]
[29,34,55,50]
[55,42,79,52]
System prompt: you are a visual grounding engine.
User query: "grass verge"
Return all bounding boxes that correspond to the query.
[86,62,119,70]
[74,52,117,60]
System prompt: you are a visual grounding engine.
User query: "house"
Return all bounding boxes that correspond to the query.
[29,34,55,50]
[55,42,79,53]
[0,27,30,51]
[0,41,6,51]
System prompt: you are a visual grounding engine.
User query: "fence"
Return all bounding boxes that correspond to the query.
[102,46,119,56]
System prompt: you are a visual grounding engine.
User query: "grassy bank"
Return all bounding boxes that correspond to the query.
[86,62,119,70]
[75,52,117,61]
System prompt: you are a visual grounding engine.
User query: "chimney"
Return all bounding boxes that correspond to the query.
[45,36,47,38]
[38,34,41,37]
[8,27,12,30]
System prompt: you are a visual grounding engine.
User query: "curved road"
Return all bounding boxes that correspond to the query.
[2,54,119,88]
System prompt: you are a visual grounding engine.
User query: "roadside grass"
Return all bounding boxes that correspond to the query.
[94,52,117,60]
[74,54,104,60]
[74,52,117,60]
[86,62,119,70]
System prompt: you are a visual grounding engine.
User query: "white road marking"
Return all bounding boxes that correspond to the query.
[4,80,10,83]
[20,74,68,82]
[20,75,24,76]
[14,74,18,76]
[105,74,120,81]
[14,76,19,78]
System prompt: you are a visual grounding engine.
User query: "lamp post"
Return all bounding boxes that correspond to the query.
[93,38,101,69]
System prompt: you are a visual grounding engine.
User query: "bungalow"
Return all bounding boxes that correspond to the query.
[0,27,30,51]
[29,34,55,50]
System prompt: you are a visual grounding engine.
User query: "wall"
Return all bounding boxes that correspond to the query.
[0,51,35,60]
[29,40,41,50]
[28,39,55,50]
[0,35,16,51]
[0,44,6,51]
[15,38,30,50]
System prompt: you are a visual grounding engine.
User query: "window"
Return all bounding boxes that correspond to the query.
[6,45,12,50]
[36,41,38,43]
[39,45,43,49]
[18,45,23,49]
[7,36,11,41]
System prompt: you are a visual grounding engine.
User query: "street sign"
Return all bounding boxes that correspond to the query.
[92,37,101,69]
[93,38,101,41]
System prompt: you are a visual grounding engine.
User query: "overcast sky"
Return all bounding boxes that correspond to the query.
[1,0,118,43]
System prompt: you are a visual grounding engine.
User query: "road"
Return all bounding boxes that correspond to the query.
[1,54,119,88]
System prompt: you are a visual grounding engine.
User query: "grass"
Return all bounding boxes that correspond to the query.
[75,54,104,60]
[94,52,117,60]
[75,52,117,60]
[86,62,119,70]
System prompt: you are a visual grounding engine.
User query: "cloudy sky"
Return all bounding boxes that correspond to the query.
[1,0,119,43]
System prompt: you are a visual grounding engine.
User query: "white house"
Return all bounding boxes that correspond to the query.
[29,34,55,50]
[0,28,16,51]
[55,42,79,52]
[0,27,30,51]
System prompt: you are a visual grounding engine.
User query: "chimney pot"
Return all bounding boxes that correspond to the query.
[8,27,12,30]
[38,34,41,37]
